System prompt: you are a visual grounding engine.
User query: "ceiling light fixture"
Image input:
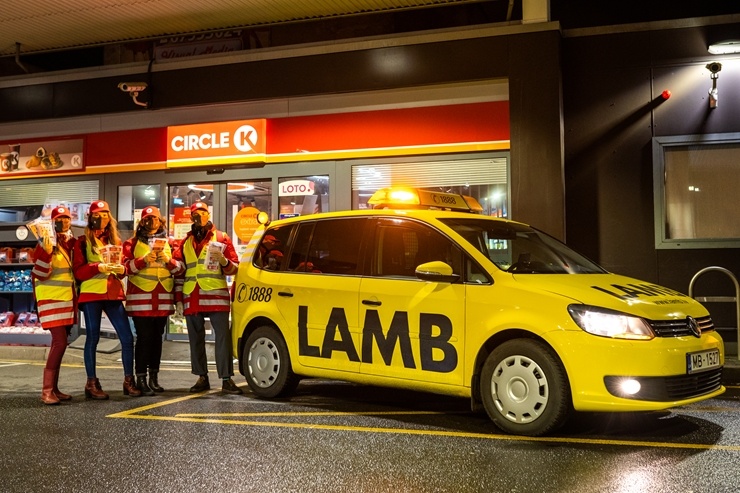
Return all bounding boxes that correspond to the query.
[708,40,740,55]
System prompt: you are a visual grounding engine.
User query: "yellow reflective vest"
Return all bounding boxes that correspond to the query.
[34,249,74,301]
[129,239,174,292]
[79,237,116,295]
[182,234,227,295]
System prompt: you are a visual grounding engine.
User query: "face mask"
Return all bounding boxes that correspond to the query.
[54,220,66,233]
[141,218,156,231]
[90,216,103,230]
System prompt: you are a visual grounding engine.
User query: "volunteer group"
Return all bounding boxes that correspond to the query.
[32,200,242,405]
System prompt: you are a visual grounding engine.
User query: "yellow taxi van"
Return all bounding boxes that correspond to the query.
[230,188,724,436]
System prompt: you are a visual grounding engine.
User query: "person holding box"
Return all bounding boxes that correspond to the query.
[173,202,242,394]
[73,200,141,399]
[32,206,76,405]
[122,206,184,395]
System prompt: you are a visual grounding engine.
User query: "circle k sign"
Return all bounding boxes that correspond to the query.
[166,119,266,168]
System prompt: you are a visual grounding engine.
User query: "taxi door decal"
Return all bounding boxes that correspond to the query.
[361,310,416,369]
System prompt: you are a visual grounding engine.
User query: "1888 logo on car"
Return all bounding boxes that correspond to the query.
[236,283,272,303]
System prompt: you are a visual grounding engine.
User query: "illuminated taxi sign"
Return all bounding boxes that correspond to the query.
[368,187,480,212]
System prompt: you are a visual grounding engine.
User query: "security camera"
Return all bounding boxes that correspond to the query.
[706,62,722,74]
[118,82,147,93]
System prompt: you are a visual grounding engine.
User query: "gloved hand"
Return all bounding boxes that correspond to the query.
[211,249,227,267]
[98,263,111,274]
[144,251,158,264]
[110,264,125,276]
[42,235,53,254]
[175,301,184,317]
[156,251,171,264]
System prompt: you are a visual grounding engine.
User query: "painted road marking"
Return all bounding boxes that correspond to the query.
[107,389,740,453]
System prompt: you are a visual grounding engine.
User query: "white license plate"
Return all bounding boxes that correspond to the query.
[686,349,720,374]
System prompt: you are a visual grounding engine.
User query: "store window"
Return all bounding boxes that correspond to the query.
[227,181,272,258]
[351,157,508,216]
[168,183,214,240]
[0,179,98,230]
[117,184,161,240]
[278,175,329,219]
[653,135,740,248]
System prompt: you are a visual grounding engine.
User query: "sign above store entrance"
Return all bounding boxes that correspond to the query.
[166,119,266,168]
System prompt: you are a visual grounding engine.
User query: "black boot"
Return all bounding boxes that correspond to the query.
[136,373,154,396]
[148,370,164,393]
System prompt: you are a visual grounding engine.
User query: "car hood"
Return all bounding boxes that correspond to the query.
[511,273,708,319]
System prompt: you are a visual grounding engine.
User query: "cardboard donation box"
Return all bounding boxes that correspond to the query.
[26,218,56,246]
[149,237,168,252]
[148,237,168,267]
[205,241,225,271]
[101,245,123,265]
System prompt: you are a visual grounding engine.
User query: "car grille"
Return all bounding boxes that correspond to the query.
[649,316,714,337]
[605,367,723,401]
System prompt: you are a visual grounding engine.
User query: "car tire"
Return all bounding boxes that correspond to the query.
[243,326,299,398]
[480,339,571,436]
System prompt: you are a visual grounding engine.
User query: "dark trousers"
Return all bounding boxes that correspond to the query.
[133,316,166,375]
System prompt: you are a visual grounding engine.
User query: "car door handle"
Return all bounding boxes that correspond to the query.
[362,299,382,306]
[278,291,293,297]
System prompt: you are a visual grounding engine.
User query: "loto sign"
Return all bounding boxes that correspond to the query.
[166,119,266,168]
[278,180,315,196]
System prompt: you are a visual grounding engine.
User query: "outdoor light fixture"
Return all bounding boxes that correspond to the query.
[708,40,740,55]
[706,62,722,109]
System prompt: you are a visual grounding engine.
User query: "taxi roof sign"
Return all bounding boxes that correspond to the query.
[368,187,483,212]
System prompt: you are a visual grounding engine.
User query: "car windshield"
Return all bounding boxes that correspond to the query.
[439,218,607,274]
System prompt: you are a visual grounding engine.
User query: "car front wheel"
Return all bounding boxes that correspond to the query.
[480,339,571,436]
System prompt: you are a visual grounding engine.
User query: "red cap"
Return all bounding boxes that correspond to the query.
[190,202,209,214]
[51,206,71,220]
[141,206,161,219]
[89,200,110,214]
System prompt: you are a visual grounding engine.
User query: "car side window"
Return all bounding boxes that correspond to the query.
[372,219,462,279]
[254,225,294,271]
[288,218,366,275]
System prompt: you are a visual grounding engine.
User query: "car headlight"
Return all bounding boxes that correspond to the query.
[568,305,654,340]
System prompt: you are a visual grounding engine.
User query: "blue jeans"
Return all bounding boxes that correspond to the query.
[81,300,134,378]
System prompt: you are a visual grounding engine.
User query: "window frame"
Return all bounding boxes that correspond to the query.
[653,132,740,249]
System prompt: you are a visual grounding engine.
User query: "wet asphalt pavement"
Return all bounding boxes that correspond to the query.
[1,342,740,493]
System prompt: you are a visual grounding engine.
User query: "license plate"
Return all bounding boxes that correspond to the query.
[686,349,720,374]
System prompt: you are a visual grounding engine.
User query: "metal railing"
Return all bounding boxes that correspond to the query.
[688,266,739,361]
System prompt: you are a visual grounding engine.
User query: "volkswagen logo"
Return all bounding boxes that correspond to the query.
[686,316,701,338]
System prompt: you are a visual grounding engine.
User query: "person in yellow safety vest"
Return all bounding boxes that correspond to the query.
[122,206,184,395]
[73,200,141,399]
[172,201,242,395]
[32,206,77,405]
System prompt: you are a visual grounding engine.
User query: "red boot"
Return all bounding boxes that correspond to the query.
[52,369,72,401]
[84,378,109,400]
[41,369,60,405]
[123,375,142,397]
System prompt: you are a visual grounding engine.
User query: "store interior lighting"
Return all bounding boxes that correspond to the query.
[708,40,740,55]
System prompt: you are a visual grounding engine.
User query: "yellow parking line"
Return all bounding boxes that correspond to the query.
[107,389,222,417]
[108,411,740,452]
[176,410,449,417]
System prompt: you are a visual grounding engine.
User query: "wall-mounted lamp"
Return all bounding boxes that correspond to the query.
[118,82,149,108]
[199,191,207,200]
[706,62,722,109]
[708,40,740,55]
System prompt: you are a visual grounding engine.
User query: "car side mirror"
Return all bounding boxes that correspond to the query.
[415,261,460,283]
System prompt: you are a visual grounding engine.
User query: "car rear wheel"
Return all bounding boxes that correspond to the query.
[243,326,298,398]
[480,339,571,436]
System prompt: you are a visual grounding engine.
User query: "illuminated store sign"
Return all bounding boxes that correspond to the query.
[166,119,266,168]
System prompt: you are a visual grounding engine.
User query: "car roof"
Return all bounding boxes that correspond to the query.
[267,208,530,228]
